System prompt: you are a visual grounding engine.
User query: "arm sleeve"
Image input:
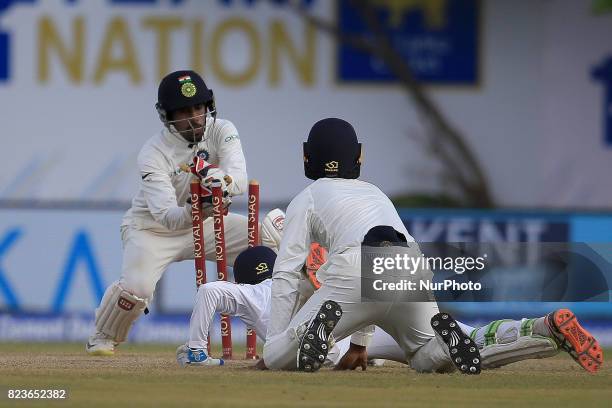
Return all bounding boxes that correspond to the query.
[266,189,313,338]
[139,154,192,231]
[190,281,240,349]
[214,121,247,196]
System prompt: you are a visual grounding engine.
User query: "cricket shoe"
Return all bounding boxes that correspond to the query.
[297,300,342,372]
[176,344,224,367]
[86,332,117,356]
[546,309,603,373]
[431,312,481,375]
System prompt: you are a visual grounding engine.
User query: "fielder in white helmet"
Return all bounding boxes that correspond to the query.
[86,70,285,356]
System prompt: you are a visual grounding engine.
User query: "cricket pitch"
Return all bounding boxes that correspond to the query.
[0,343,610,407]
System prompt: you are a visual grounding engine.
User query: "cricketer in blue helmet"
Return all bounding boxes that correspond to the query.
[86,70,286,357]
[262,118,602,373]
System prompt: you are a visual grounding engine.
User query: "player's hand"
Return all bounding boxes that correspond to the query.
[334,343,367,371]
[186,188,232,218]
[251,358,268,370]
[199,190,232,218]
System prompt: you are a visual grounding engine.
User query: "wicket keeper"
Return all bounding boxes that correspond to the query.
[86,70,284,356]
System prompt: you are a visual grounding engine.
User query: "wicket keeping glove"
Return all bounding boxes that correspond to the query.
[199,184,232,217]
[192,155,233,198]
[186,187,232,218]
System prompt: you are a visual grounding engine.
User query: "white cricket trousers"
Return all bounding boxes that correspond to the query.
[263,250,452,372]
[119,213,249,301]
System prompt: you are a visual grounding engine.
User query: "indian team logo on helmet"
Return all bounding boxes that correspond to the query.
[255,262,270,275]
[324,161,339,176]
[178,75,197,97]
[181,82,197,97]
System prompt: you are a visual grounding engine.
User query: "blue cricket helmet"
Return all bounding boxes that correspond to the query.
[233,246,276,284]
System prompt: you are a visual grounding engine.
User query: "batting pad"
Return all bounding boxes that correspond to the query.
[96,282,148,343]
[480,335,558,369]
[261,208,285,251]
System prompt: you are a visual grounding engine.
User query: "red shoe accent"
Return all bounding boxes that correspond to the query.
[548,309,603,373]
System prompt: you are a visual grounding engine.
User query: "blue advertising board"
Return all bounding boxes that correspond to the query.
[337,0,479,84]
[1,207,612,343]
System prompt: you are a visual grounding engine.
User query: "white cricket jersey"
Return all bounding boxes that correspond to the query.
[189,280,271,349]
[269,178,414,336]
[188,278,355,367]
[122,119,247,232]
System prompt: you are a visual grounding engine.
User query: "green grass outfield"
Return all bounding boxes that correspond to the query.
[0,343,610,408]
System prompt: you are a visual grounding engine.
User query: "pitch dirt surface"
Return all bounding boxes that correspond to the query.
[0,343,610,407]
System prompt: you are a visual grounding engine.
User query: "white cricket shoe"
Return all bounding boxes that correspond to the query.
[86,332,116,356]
[176,344,224,367]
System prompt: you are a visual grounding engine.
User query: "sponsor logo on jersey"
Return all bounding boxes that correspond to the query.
[224,134,239,143]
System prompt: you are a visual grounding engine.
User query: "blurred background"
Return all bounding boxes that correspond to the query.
[1,0,611,346]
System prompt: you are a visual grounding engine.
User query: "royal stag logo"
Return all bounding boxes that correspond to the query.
[221,318,230,336]
[196,268,205,285]
[255,262,269,275]
[248,194,258,224]
[193,237,202,258]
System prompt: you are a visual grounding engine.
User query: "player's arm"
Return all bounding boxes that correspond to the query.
[139,153,191,231]
[266,189,313,338]
[213,120,247,196]
[334,325,375,371]
[334,343,368,371]
[189,281,241,350]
